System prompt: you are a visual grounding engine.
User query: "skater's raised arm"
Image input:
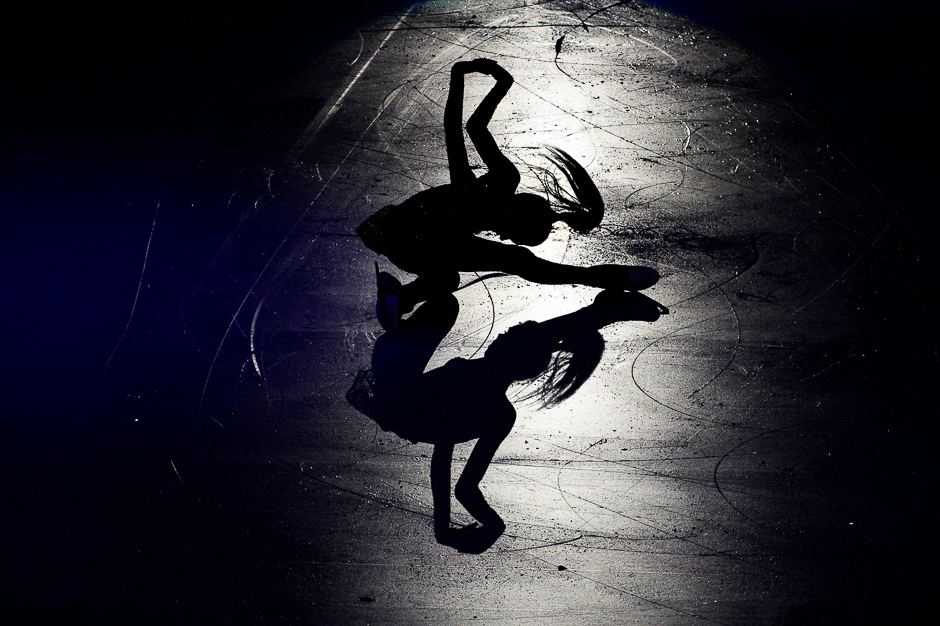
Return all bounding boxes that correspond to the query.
[466,60,519,194]
[466,59,513,131]
[446,59,516,190]
[446,62,476,187]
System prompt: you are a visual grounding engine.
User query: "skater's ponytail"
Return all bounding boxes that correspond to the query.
[536,146,605,234]
[508,291,666,409]
[515,329,605,408]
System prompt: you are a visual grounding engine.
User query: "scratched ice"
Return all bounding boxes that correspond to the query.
[131,1,935,624]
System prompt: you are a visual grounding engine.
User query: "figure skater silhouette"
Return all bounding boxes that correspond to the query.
[357,58,659,331]
[347,290,668,553]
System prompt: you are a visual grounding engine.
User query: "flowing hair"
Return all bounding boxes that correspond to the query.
[534,146,605,234]
[514,329,605,409]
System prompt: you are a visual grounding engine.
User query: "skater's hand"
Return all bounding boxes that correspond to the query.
[451,60,475,75]
[469,58,500,75]
[585,289,668,324]
[474,58,512,81]
[452,58,507,78]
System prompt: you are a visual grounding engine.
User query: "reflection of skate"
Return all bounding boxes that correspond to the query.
[375,262,403,332]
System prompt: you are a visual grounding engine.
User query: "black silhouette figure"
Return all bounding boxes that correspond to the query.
[347,290,668,553]
[357,58,659,331]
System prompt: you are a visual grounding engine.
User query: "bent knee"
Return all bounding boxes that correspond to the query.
[454,481,480,501]
[465,114,488,135]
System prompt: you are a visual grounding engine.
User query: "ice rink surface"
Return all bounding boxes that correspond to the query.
[4,1,936,624]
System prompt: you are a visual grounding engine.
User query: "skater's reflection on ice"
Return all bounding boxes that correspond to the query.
[347,290,668,553]
[349,57,666,553]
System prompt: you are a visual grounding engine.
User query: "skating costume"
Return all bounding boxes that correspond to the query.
[356,185,474,267]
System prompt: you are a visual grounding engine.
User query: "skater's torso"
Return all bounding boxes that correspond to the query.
[357,174,514,256]
[372,356,516,445]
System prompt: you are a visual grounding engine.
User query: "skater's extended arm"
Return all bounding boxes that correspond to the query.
[466,60,513,131]
[446,62,475,187]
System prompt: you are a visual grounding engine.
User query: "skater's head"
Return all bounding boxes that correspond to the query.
[485,321,554,376]
[493,148,606,246]
[495,193,555,246]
